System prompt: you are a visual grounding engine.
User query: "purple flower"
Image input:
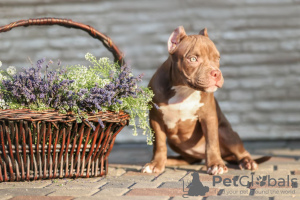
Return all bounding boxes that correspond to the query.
[39,93,45,99]
[153,103,160,110]
[98,118,105,128]
[0,57,147,128]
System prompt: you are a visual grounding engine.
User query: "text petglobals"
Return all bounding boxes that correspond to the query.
[213,175,297,187]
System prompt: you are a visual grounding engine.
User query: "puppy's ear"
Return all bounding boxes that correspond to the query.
[199,28,208,37]
[168,26,187,54]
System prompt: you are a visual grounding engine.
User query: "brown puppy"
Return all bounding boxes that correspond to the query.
[142,26,259,175]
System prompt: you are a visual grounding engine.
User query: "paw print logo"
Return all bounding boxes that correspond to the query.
[182,172,209,197]
[256,175,267,186]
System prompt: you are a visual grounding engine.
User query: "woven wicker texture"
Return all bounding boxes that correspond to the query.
[0,18,130,181]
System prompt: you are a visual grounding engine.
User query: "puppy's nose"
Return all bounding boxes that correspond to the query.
[210,70,221,81]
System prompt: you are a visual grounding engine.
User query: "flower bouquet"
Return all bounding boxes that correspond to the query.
[0,18,153,181]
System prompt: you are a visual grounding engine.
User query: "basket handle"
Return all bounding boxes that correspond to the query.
[0,17,125,65]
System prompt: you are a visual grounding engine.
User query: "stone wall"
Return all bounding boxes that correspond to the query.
[0,0,299,143]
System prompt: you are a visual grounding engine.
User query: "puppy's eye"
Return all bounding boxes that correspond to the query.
[190,57,197,62]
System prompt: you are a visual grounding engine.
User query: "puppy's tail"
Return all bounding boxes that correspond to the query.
[254,156,271,164]
[224,155,271,165]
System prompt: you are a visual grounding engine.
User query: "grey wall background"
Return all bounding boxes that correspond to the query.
[0,0,299,143]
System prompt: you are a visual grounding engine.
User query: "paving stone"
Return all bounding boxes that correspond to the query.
[45,179,75,189]
[105,171,157,182]
[254,168,290,174]
[123,171,154,176]
[0,142,298,199]
[0,188,55,197]
[130,181,162,189]
[176,164,203,171]
[106,167,127,177]
[47,188,99,197]
[100,180,135,189]
[277,164,300,170]
[52,179,107,189]
[125,188,184,196]
[71,176,104,183]
[226,169,253,176]
[126,188,219,197]
[153,170,187,182]
[159,181,183,188]
[0,180,52,189]
[275,196,300,200]
[93,188,129,196]
[255,164,274,172]
[0,195,13,200]
[10,196,74,200]
[75,196,169,200]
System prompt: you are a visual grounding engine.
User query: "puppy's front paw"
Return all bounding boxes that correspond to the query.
[207,163,228,175]
[239,157,258,170]
[142,161,165,174]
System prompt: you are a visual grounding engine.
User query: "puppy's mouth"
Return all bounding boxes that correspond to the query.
[186,81,219,93]
[215,78,224,88]
[205,86,218,93]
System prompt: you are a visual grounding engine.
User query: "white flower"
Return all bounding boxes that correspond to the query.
[81,66,88,73]
[7,66,16,75]
[80,79,86,85]
[99,79,110,87]
[0,73,3,81]
[2,76,7,80]
[85,52,92,60]
[0,61,2,68]
[0,99,5,108]
[99,57,109,63]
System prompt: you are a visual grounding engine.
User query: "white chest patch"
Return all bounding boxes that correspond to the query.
[159,86,204,129]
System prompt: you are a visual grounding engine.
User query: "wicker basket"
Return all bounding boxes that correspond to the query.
[0,18,130,181]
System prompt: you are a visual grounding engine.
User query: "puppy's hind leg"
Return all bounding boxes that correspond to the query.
[216,99,258,170]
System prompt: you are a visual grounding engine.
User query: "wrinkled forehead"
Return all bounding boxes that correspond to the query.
[177,35,220,58]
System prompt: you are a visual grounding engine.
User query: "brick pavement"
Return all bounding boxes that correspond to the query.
[0,141,300,200]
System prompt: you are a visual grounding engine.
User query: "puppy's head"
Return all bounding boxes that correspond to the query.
[168,26,224,93]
